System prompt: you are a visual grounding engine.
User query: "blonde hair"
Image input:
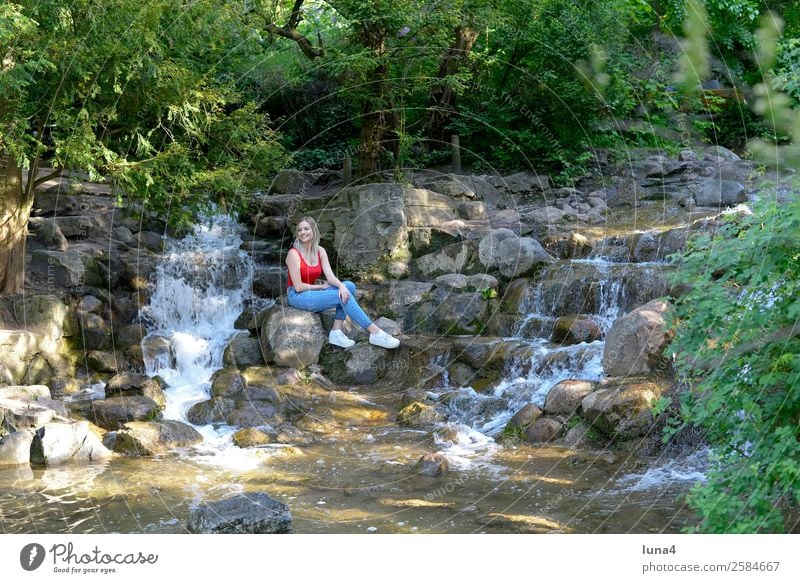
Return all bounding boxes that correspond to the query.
[293,216,320,263]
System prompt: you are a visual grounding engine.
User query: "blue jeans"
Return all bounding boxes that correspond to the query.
[287,280,373,330]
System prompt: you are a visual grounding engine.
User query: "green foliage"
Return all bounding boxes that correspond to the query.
[1,0,287,226]
[669,194,800,532]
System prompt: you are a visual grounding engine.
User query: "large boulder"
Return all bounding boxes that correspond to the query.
[187,398,235,425]
[603,299,673,377]
[0,398,56,435]
[187,492,292,534]
[322,344,388,385]
[551,315,602,345]
[477,228,517,269]
[495,237,555,278]
[524,418,564,443]
[580,378,669,439]
[30,421,111,465]
[259,306,325,369]
[0,430,34,466]
[105,373,167,410]
[431,291,489,335]
[210,368,246,399]
[543,380,597,415]
[692,179,746,207]
[222,333,264,368]
[91,396,160,430]
[113,420,203,456]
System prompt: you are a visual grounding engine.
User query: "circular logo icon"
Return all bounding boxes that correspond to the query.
[20,543,46,571]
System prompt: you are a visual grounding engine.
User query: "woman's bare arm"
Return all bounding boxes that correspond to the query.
[319,247,342,288]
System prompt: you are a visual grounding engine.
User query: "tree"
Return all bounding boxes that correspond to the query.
[0,0,286,294]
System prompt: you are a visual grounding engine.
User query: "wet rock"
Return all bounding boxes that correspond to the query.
[226,401,278,428]
[397,402,444,428]
[30,421,111,466]
[524,418,564,443]
[210,368,246,399]
[105,373,167,409]
[603,299,673,377]
[242,366,302,387]
[141,334,173,369]
[501,278,536,314]
[323,344,387,385]
[413,452,450,477]
[0,430,34,466]
[113,226,137,246]
[542,232,593,259]
[77,295,103,315]
[448,362,477,387]
[503,404,543,436]
[561,421,592,448]
[135,231,164,252]
[86,351,118,373]
[633,233,659,262]
[259,306,325,369]
[232,427,273,448]
[113,420,203,456]
[544,380,597,415]
[0,385,51,401]
[252,265,286,298]
[187,398,235,425]
[551,315,602,345]
[91,396,160,430]
[187,492,292,534]
[580,378,668,439]
[223,334,264,368]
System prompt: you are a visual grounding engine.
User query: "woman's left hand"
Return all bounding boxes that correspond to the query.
[338,285,350,303]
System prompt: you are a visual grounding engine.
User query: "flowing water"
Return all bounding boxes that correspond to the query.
[0,214,708,534]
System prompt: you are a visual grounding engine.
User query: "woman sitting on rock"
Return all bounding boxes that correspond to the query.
[285,216,400,349]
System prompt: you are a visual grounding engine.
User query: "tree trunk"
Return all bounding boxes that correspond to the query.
[425,25,479,146]
[358,107,383,178]
[0,152,33,294]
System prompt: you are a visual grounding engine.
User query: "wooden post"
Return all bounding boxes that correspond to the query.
[451,134,461,174]
[342,156,352,186]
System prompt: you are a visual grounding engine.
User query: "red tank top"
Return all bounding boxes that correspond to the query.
[287,248,323,288]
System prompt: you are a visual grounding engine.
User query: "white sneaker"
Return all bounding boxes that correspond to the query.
[328,329,355,348]
[369,330,400,349]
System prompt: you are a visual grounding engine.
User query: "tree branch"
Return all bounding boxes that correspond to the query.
[263,0,324,60]
[33,168,64,187]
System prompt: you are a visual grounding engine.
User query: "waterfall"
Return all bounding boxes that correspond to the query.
[139,215,256,434]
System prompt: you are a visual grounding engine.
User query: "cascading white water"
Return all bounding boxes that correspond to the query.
[139,215,256,440]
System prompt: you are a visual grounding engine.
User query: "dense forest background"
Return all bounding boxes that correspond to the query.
[2,0,799,533]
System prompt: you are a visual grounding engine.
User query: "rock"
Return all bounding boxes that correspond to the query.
[105,373,167,409]
[457,201,486,220]
[114,324,146,349]
[135,231,164,252]
[0,385,51,400]
[187,398,235,425]
[226,401,278,428]
[141,334,173,369]
[323,344,388,385]
[0,398,56,434]
[501,278,536,314]
[30,421,112,465]
[561,422,592,447]
[210,368,246,399]
[633,233,659,262]
[523,205,567,225]
[448,361,476,387]
[77,295,103,315]
[91,396,160,430]
[580,379,667,440]
[28,217,68,251]
[78,312,110,350]
[387,261,409,279]
[30,248,93,287]
[242,366,302,387]
[543,380,597,415]
[434,273,469,291]
[603,299,673,377]
[187,492,292,534]
[693,179,746,207]
[113,226,137,246]
[478,228,517,269]
[524,418,564,443]
[259,306,325,369]
[504,404,543,435]
[113,420,203,456]
[495,237,555,278]
[413,452,449,477]
[432,291,488,335]
[467,274,498,291]
[254,215,289,238]
[86,351,118,373]
[252,265,286,298]
[397,402,444,427]
[232,427,272,448]
[222,334,264,368]
[0,430,34,466]
[270,169,316,194]
[551,315,602,345]
[413,241,475,279]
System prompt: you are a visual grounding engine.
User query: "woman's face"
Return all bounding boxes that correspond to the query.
[297,221,314,244]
